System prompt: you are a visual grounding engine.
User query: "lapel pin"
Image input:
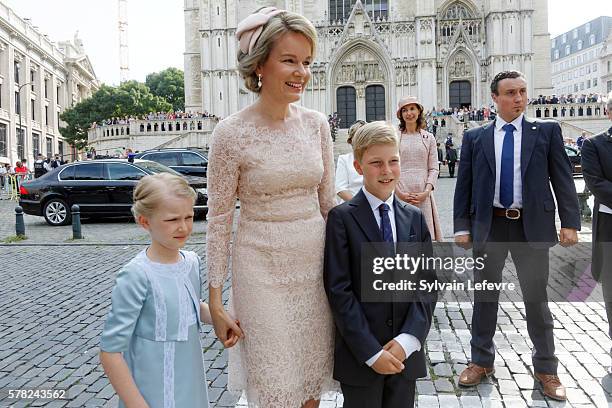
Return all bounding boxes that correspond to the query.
[532,126,537,130]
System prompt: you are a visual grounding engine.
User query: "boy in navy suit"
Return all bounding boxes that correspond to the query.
[324,121,436,408]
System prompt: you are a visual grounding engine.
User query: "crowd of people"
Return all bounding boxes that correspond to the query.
[428,106,497,123]
[529,93,607,105]
[91,111,221,128]
[0,155,67,197]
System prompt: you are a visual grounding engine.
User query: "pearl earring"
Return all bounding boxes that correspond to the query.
[257,74,262,88]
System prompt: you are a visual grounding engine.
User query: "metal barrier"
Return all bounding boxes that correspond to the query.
[3,173,32,202]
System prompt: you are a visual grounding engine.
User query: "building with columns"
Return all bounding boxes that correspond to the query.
[185,0,551,128]
[0,1,99,167]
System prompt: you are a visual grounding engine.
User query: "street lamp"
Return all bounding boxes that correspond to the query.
[17,82,32,161]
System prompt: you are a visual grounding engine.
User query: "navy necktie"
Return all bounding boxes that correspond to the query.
[500,123,515,208]
[379,203,393,243]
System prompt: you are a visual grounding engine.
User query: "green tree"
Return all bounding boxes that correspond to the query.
[59,81,172,150]
[145,67,185,112]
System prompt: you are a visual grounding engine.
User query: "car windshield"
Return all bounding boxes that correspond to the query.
[136,160,183,176]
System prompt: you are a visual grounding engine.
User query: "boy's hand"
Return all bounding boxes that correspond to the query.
[383,339,406,362]
[371,350,404,375]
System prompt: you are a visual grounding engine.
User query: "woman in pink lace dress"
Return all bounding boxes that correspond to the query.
[206,8,335,408]
[395,96,443,241]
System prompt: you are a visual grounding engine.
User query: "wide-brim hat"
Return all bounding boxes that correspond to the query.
[397,96,424,120]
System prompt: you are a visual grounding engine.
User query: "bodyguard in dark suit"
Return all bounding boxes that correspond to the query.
[445,143,458,178]
[453,71,580,401]
[324,121,435,408]
[581,96,612,351]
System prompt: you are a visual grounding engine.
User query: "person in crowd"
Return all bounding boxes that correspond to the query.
[4,163,14,195]
[323,121,436,408]
[206,7,335,407]
[581,92,612,365]
[335,119,365,202]
[445,133,453,148]
[445,142,458,178]
[33,154,47,178]
[14,160,28,178]
[453,70,580,401]
[50,155,62,169]
[436,142,444,176]
[100,173,212,408]
[576,131,587,149]
[395,96,443,241]
[0,163,7,196]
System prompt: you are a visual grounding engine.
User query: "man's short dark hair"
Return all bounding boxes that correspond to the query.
[490,70,526,95]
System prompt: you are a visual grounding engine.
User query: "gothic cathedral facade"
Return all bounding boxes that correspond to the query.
[184,0,551,127]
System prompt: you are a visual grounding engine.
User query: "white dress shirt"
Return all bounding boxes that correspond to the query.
[361,186,422,367]
[600,205,612,214]
[493,114,524,209]
[335,152,363,200]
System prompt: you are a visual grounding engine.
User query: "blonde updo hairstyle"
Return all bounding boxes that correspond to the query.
[347,120,366,145]
[238,9,318,93]
[131,173,196,220]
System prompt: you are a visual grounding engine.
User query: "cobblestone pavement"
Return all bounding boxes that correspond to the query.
[1,176,610,408]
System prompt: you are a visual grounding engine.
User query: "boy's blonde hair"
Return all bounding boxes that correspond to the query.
[238,10,317,93]
[352,121,399,163]
[131,173,196,219]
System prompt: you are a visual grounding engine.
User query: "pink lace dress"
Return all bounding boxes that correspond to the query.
[398,129,443,241]
[206,106,336,407]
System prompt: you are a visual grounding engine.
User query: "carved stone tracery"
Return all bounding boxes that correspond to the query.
[448,51,473,79]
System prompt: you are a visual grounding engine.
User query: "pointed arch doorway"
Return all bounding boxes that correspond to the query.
[449,80,472,108]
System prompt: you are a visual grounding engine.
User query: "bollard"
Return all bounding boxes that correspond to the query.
[15,206,25,237]
[71,204,83,239]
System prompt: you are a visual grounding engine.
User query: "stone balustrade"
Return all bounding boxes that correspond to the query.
[526,102,609,120]
[87,117,218,155]
[88,117,218,142]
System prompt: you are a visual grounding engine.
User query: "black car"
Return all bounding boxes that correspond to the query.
[19,159,207,226]
[133,148,208,178]
[565,145,582,174]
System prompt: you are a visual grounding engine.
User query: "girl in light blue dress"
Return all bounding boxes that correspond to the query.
[100,173,213,408]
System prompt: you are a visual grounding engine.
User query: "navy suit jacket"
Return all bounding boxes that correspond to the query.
[453,117,581,248]
[323,190,436,386]
[581,127,612,281]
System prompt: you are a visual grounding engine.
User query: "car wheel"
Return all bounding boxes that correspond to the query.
[43,198,72,226]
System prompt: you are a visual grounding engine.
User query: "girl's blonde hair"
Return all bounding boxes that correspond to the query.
[352,121,399,163]
[131,173,196,219]
[238,10,317,93]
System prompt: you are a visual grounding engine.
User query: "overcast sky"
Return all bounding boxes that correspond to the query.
[2,0,611,86]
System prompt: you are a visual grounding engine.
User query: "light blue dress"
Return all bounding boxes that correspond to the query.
[100,249,209,408]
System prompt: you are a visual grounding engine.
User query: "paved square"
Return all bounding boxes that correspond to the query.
[1,177,611,407]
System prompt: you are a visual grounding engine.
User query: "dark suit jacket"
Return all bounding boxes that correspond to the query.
[453,117,581,248]
[581,127,612,281]
[446,148,458,163]
[323,190,436,386]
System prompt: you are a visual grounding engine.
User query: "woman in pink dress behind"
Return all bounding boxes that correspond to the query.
[206,7,335,408]
[395,96,443,241]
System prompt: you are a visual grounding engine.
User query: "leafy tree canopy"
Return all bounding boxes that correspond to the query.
[59,81,172,149]
[145,67,185,112]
